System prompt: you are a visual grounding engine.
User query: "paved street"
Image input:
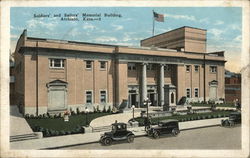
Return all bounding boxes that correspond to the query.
[61,126,241,150]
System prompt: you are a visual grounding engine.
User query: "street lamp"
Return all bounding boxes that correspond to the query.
[131,105,135,121]
[144,98,151,119]
[85,107,89,126]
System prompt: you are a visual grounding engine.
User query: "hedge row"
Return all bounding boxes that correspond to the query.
[25,106,112,119]
[136,111,232,126]
[32,125,84,137]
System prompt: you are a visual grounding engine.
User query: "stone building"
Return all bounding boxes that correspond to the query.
[13,26,226,115]
[225,71,241,103]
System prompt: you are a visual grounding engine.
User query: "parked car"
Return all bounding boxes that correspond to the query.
[99,122,135,145]
[147,119,180,139]
[221,112,241,127]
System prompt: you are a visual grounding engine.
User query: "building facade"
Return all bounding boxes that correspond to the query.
[225,71,241,103]
[13,26,226,115]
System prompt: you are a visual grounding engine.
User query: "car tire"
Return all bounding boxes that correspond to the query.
[104,138,112,146]
[153,131,159,139]
[172,129,179,136]
[230,122,235,127]
[127,135,134,143]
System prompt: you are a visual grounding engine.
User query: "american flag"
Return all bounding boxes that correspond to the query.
[153,11,164,22]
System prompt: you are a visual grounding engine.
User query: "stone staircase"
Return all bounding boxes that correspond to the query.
[10,133,38,142]
[10,105,40,142]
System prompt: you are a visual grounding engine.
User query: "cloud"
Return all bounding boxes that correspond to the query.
[112,24,123,31]
[199,18,209,24]
[234,35,242,42]
[228,24,241,31]
[164,13,196,21]
[214,20,224,25]
[82,23,96,30]
[94,36,118,42]
[26,18,58,31]
[209,28,224,40]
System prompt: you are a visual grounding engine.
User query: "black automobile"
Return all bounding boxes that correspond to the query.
[147,119,180,139]
[100,122,135,145]
[221,112,241,127]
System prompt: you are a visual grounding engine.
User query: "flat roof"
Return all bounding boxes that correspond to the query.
[141,26,207,42]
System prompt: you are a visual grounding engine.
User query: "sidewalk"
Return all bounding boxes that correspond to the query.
[10,117,227,150]
[10,106,33,136]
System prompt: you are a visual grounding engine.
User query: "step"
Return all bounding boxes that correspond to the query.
[10,133,38,142]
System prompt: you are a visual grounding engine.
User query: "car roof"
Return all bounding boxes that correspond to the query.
[159,119,179,123]
[112,122,127,126]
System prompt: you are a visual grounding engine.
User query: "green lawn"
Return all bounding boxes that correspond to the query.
[190,103,235,107]
[26,113,110,131]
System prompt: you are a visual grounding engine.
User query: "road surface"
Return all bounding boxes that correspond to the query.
[60,126,241,150]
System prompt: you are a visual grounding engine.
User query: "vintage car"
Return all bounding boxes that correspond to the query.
[147,119,180,139]
[221,112,241,127]
[99,122,135,145]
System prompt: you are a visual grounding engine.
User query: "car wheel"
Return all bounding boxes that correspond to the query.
[230,122,235,127]
[153,131,159,139]
[104,138,112,146]
[172,129,179,136]
[127,135,134,143]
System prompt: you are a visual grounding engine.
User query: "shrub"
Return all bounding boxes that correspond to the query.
[96,105,100,113]
[30,114,35,119]
[218,114,221,118]
[71,111,76,116]
[107,106,111,113]
[42,113,47,118]
[66,131,71,135]
[59,130,66,135]
[44,128,50,137]
[93,106,97,113]
[103,106,107,113]
[24,114,30,118]
[197,116,200,120]
[76,108,80,115]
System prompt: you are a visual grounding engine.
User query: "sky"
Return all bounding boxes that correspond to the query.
[10,7,242,72]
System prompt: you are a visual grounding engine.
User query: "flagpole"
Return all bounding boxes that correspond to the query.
[152,10,155,36]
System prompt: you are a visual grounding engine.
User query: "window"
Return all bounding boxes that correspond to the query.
[86,60,92,69]
[210,66,217,73]
[194,88,199,97]
[186,65,191,72]
[147,64,154,70]
[50,59,65,68]
[86,91,92,103]
[128,63,136,70]
[100,61,106,70]
[186,88,191,98]
[194,65,199,72]
[100,90,107,103]
[164,65,171,71]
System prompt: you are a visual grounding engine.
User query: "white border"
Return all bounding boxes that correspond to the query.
[1,0,249,157]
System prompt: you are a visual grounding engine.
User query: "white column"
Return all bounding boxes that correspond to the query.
[141,63,147,106]
[159,64,164,106]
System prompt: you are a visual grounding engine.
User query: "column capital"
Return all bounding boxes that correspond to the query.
[141,62,148,66]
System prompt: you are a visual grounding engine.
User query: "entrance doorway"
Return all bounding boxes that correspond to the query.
[128,89,139,108]
[131,94,137,107]
[149,93,156,106]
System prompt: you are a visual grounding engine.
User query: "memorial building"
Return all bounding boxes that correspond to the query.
[14,26,226,115]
